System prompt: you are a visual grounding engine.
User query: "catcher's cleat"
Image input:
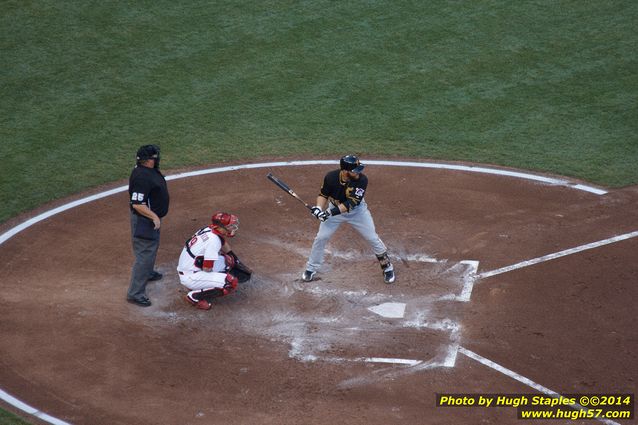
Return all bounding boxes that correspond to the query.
[185,294,212,310]
[302,270,316,282]
[196,299,212,310]
[383,266,395,284]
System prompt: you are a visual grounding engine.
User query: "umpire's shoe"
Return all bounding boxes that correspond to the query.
[383,266,396,284]
[302,270,316,282]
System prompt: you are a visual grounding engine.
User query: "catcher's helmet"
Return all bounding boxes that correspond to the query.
[136,144,161,168]
[211,212,239,237]
[340,154,365,173]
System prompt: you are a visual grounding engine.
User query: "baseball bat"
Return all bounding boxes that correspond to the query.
[266,173,313,211]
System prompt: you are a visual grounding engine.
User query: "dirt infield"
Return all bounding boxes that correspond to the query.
[0,160,636,425]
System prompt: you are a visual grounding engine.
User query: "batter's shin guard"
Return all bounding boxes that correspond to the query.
[376,252,392,271]
[377,252,396,284]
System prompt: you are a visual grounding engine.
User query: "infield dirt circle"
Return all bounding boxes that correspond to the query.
[0,159,636,425]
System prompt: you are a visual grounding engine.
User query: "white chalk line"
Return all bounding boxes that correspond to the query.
[330,357,423,366]
[458,348,621,425]
[0,160,609,424]
[478,230,638,279]
[473,233,636,425]
[0,389,71,425]
[289,256,472,369]
[335,347,462,389]
[0,160,606,246]
[458,260,479,302]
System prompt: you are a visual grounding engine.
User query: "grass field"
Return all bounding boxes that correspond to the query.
[1,2,637,421]
[0,408,30,425]
[1,1,637,225]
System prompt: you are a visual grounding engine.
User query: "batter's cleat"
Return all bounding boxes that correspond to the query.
[148,271,163,281]
[127,296,152,307]
[302,270,316,282]
[383,267,395,284]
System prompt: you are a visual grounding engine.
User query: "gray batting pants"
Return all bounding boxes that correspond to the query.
[305,201,387,273]
[127,212,160,300]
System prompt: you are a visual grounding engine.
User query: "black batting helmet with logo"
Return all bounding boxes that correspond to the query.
[340,154,365,173]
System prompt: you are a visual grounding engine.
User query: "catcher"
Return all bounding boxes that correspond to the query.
[177,212,252,310]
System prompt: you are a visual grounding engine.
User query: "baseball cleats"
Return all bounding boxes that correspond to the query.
[185,294,212,310]
[127,296,152,307]
[148,271,163,281]
[383,267,395,284]
[196,300,212,310]
[302,270,316,282]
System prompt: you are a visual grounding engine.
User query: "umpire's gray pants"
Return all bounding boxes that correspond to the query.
[127,212,160,300]
[305,201,387,272]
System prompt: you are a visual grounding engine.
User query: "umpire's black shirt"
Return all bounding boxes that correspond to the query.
[128,166,170,218]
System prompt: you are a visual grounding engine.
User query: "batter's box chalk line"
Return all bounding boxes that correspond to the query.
[285,255,478,372]
[293,250,480,302]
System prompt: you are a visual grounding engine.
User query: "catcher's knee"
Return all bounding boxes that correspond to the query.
[188,273,238,302]
[224,273,238,292]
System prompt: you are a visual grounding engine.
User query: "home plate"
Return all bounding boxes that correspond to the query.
[368,302,406,319]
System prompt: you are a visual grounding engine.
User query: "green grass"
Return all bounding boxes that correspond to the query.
[1,0,637,226]
[0,409,31,425]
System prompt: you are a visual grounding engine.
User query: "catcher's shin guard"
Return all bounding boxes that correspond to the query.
[188,288,225,303]
[194,274,238,302]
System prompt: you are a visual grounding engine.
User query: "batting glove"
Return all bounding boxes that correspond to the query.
[317,210,330,222]
[311,206,323,220]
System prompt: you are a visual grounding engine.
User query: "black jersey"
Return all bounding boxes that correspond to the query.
[319,169,368,212]
[129,166,170,217]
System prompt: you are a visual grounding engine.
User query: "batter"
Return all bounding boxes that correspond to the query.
[303,155,395,284]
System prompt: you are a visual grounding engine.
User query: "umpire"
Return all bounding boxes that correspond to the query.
[126,144,170,307]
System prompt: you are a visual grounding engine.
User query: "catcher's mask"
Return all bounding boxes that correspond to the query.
[136,144,161,168]
[340,154,365,173]
[211,212,239,237]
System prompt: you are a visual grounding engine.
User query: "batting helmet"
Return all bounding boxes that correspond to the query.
[211,212,240,237]
[136,145,161,168]
[340,154,365,173]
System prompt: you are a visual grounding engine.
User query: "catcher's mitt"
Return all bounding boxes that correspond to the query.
[229,262,252,283]
[226,251,252,283]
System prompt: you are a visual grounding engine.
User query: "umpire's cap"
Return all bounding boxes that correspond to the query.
[136,144,160,161]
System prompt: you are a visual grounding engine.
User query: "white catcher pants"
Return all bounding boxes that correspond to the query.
[179,256,228,291]
[179,271,228,291]
[305,200,387,272]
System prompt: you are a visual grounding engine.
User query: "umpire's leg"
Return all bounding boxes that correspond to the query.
[127,213,160,301]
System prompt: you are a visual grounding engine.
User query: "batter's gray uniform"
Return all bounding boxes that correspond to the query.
[303,156,395,284]
[306,200,387,272]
